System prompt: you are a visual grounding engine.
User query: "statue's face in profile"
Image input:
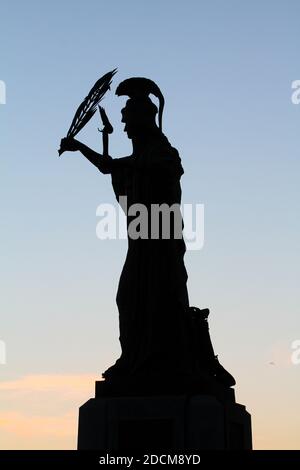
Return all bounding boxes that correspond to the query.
[121,99,158,139]
[122,115,145,139]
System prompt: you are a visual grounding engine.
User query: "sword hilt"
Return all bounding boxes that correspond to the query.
[98,106,113,157]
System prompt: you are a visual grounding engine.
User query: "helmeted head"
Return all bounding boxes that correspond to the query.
[116,77,165,139]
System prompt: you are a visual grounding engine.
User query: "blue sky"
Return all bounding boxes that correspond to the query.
[0,0,300,449]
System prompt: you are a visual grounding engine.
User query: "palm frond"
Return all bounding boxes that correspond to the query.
[66,69,117,138]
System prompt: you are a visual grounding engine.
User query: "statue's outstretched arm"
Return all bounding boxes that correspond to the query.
[59,137,112,174]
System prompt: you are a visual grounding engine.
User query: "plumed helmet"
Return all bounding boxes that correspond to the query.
[115,77,165,131]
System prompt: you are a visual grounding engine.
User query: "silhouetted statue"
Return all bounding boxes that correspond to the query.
[60,75,235,395]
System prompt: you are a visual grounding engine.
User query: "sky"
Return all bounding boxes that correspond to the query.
[0,0,300,449]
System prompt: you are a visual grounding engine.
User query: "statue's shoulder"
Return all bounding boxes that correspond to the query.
[151,134,181,158]
[149,138,184,176]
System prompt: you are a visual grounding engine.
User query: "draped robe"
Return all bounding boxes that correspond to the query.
[103,134,194,379]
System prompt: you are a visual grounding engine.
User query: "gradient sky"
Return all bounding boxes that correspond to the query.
[1,0,300,449]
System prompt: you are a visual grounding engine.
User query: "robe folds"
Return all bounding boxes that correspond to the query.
[103,134,194,379]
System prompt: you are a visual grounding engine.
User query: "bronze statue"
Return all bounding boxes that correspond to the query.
[60,73,235,395]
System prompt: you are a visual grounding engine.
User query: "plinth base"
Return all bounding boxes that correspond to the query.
[78,393,252,450]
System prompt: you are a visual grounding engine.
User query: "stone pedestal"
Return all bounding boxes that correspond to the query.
[78,392,252,451]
